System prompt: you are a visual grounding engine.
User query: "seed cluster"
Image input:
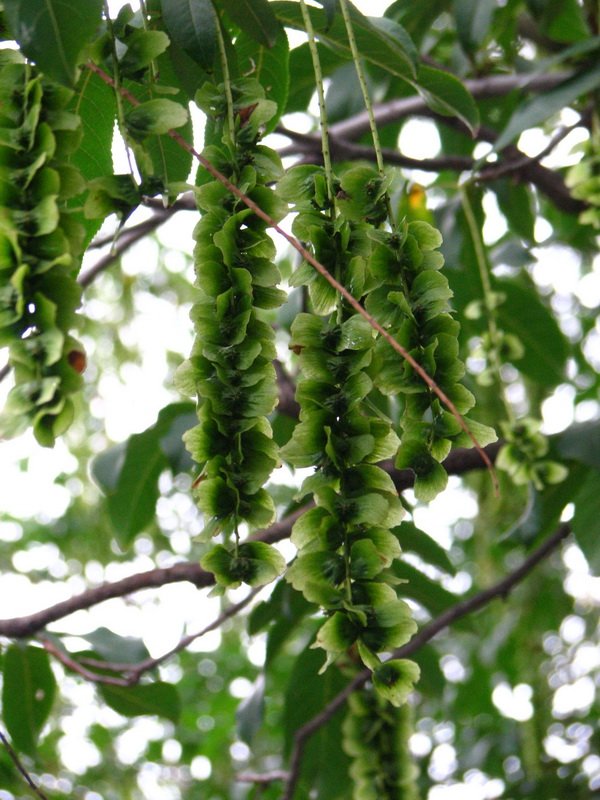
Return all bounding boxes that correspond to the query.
[0,60,85,446]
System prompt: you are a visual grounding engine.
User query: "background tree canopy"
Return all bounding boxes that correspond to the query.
[1,0,600,798]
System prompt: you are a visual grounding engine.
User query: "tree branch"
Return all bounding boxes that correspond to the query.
[282,521,572,799]
[0,444,500,638]
[327,72,573,141]
[278,126,473,172]
[278,71,585,215]
[0,730,50,800]
[39,586,262,686]
[79,208,172,288]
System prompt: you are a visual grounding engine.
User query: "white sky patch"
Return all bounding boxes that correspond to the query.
[399,118,442,161]
[491,682,534,722]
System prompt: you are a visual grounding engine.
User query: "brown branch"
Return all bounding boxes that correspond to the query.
[279,70,585,215]
[39,587,262,686]
[0,444,499,639]
[237,770,290,784]
[282,521,572,799]
[277,126,473,172]
[79,208,172,288]
[40,637,132,686]
[476,114,587,183]
[441,116,586,215]
[0,730,50,800]
[275,359,301,418]
[328,72,573,140]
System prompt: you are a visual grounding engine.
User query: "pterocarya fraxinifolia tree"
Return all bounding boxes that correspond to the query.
[0,0,599,798]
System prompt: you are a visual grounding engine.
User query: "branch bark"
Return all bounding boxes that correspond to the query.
[0,730,50,800]
[0,444,500,638]
[281,521,572,799]
[39,586,262,686]
[328,72,573,140]
[278,71,585,215]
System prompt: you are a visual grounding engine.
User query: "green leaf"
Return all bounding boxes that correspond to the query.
[492,179,535,242]
[160,0,217,71]
[92,404,195,546]
[314,0,337,27]
[235,27,290,133]
[2,644,57,755]
[571,468,600,574]
[216,0,281,48]
[414,65,479,134]
[393,521,456,575]
[453,0,495,53]
[105,434,167,547]
[236,675,265,744]
[494,63,600,152]
[391,560,459,617]
[539,0,591,43]
[81,628,151,664]
[506,463,586,545]
[68,69,116,245]
[272,1,417,80]
[3,0,103,86]
[99,682,181,722]
[283,645,351,799]
[139,49,195,187]
[556,421,600,470]
[496,279,569,387]
[125,99,189,142]
[90,441,127,495]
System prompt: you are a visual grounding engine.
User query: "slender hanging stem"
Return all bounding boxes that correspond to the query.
[339,0,397,231]
[460,186,515,424]
[103,1,137,178]
[299,0,335,206]
[138,0,158,84]
[214,9,235,146]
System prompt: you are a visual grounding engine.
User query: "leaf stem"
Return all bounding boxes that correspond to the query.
[102,2,137,179]
[299,0,335,205]
[339,0,396,231]
[214,8,235,145]
[460,186,515,425]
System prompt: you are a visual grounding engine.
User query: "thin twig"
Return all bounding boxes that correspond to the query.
[278,126,473,171]
[237,770,290,784]
[0,444,500,639]
[39,587,262,686]
[327,72,573,141]
[476,113,589,183]
[87,207,178,250]
[40,637,132,686]
[79,208,171,288]
[0,729,50,800]
[281,521,572,799]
